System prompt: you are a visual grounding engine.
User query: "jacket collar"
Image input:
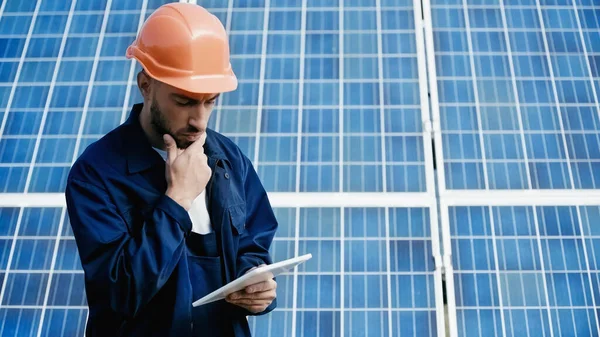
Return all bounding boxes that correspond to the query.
[123,103,226,174]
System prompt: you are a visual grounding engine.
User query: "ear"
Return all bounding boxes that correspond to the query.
[137,70,152,100]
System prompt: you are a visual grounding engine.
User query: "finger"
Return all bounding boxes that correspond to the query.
[227,298,273,307]
[246,279,277,294]
[185,132,207,153]
[228,290,276,301]
[163,134,178,162]
[232,303,268,314]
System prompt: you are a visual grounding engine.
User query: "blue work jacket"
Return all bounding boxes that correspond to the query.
[65,103,278,337]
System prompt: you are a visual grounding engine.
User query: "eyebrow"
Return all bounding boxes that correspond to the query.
[171,93,220,102]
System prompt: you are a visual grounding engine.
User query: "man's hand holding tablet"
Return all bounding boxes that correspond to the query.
[226,265,278,313]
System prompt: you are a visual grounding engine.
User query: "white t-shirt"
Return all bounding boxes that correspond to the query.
[153,148,213,235]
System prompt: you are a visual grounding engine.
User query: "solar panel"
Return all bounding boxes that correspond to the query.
[424,0,600,335]
[2,0,598,335]
[446,204,600,337]
[429,0,600,191]
[0,0,446,336]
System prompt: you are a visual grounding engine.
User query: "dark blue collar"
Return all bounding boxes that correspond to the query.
[123,103,226,174]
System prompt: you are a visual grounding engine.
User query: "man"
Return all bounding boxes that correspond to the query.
[65,3,278,336]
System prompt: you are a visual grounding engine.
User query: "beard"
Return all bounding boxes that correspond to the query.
[149,98,196,149]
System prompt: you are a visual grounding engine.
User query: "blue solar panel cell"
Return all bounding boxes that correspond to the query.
[5,110,42,135]
[304,82,339,105]
[28,166,70,192]
[382,9,414,30]
[0,138,34,163]
[268,10,301,30]
[0,38,26,58]
[345,9,376,30]
[0,243,9,268]
[26,37,63,58]
[0,16,33,35]
[267,33,300,54]
[260,108,297,133]
[231,11,264,31]
[344,57,377,79]
[19,207,62,236]
[3,273,48,305]
[259,136,296,162]
[0,208,19,235]
[70,14,103,34]
[234,0,265,8]
[11,239,54,270]
[307,0,339,7]
[74,0,108,11]
[47,273,86,306]
[305,57,338,79]
[3,0,37,12]
[266,57,300,79]
[264,82,300,105]
[50,85,87,108]
[306,33,338,54]
[384,56,418,79]
[345,33,378,54]
[19,61,53,82]
[106,14,141,34]
[230,33,263,55]
[55,239,82,271]
[303,109,338,133]
[40,309,87,337]
[37,138,76,163]
[33,14,68,35]
[63,36,98,57]
[223,82,259,105]
[90,85,127,107]
[301,136,337,162]
[101,35,136,57]
[111,0,145,10]
[307,10,338,31]
[83,110,122,134]
[231,57,261,80]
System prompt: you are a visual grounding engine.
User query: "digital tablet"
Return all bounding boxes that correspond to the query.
[192,253,312,307]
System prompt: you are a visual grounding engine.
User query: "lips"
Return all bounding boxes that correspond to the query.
[182,133,201,141]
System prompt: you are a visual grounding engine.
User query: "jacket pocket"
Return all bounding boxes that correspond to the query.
[187,255,223,300]
[228,204,246,235]
[187,255,231,335]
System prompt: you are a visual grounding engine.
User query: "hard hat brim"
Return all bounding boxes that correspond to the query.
[152,72,238,95]
[126,47,238,94]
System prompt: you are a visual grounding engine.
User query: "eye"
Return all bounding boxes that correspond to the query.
[175,99,193,107]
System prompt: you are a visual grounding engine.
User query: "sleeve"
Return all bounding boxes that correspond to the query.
[65,174,193,319]
[232,155,279,316]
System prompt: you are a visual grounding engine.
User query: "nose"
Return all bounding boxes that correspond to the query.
[187,105,209,132]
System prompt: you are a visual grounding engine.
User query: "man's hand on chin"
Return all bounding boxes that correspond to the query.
[225,265,277,314]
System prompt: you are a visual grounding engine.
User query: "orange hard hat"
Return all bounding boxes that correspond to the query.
[126,2,237,94]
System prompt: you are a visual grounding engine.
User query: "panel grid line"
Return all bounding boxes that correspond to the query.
[32,0,79,335]
[0,0,43,316]
[0,0,42,142]
[338,2,345,335]
[213,0,235,134]
[251,0,270,168]
[574,204,600,335]
[461,0,490,191]
[532,206,556,337]
[571,0,600,190]
[498,0,533,190]
[374,2,393,335]
[291,0,307,334]
[534,0,576,191]
[119,0,150,125]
